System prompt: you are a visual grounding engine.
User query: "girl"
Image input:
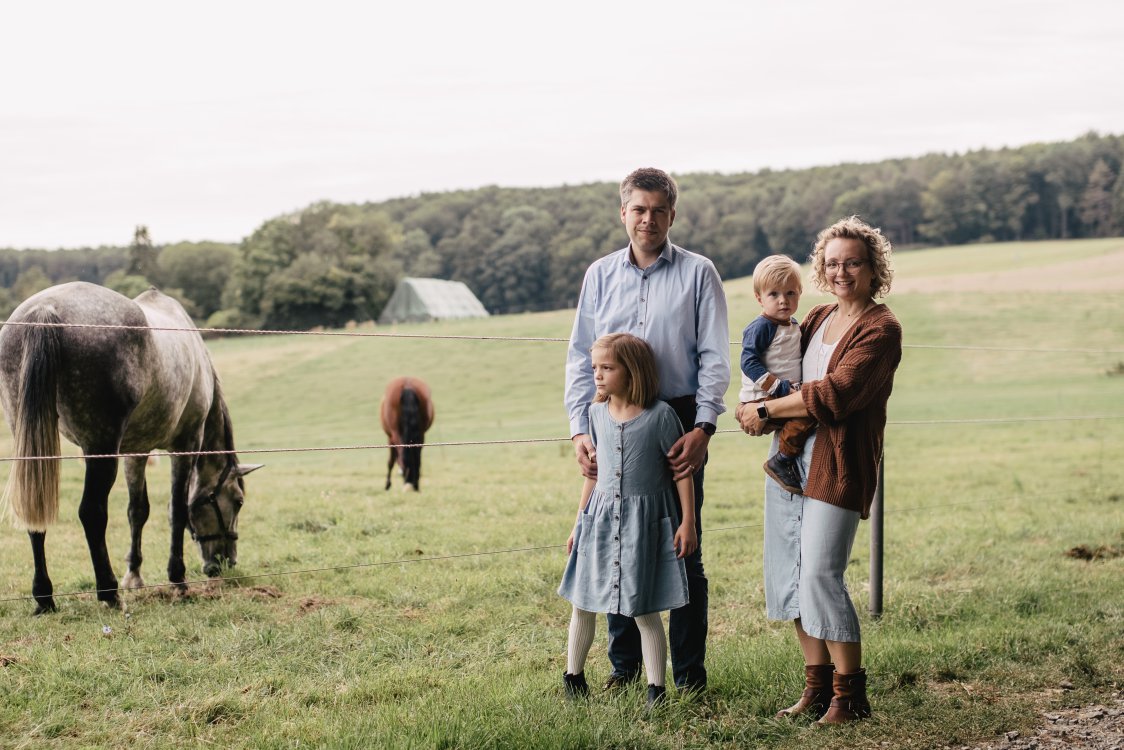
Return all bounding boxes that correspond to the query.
[557,333,698,707]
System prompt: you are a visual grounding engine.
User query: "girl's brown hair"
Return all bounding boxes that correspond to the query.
[592,333,660,408]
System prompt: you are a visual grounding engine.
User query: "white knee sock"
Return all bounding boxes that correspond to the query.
[634,611,667,687]
[567,607,596,675]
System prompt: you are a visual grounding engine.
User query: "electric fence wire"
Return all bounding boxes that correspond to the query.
[0,490,1101,607]
[0,319,1119,606]
[2,319,1123,354]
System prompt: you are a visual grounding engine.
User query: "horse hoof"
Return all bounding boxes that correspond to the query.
[33,600,57,616]
[402,483,417,492]
[121,571,145,590]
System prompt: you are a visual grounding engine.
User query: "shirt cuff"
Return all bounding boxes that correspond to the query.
[694,406,721,426]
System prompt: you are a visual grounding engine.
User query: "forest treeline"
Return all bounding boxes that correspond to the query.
[3,131,1123,329]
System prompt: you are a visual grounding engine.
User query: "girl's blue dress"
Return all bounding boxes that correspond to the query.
[558,400,690,617]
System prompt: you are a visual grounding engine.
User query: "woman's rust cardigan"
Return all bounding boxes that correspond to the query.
[799,303,903,519]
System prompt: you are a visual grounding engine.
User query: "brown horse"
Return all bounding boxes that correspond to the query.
[379,376,434,491]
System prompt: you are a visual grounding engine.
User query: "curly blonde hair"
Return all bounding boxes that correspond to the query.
[809,216,894,299]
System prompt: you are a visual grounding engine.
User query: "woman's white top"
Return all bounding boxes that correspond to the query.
[802,311,838,383]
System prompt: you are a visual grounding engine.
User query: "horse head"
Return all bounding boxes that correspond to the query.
[187,457,262,576]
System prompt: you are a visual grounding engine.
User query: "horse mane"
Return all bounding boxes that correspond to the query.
[207,369,239,472]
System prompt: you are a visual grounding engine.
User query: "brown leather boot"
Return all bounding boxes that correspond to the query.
[775,663,834,719]
[818,669,872,724]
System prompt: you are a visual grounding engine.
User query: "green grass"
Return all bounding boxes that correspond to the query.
[1,238,1122,748]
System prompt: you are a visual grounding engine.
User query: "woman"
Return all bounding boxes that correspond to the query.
[737,216,901,724]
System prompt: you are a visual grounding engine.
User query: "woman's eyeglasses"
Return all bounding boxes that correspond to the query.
[825,259,867,271]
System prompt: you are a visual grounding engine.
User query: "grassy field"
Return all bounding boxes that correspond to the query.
[1,239,1122,749]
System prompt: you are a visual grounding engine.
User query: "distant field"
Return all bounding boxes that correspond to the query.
[889,237,1124,293]
[0,238,1121,749]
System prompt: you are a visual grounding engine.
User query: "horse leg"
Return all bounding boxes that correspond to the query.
[166,454,193,590]
[386,447,395,490]
[121,456,150,590]
[28,531,56,615]
[77,454,121,608]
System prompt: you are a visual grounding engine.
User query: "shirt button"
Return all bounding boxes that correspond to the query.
[613,536,619,541]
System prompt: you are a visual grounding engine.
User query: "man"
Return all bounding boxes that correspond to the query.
[564,167,730,692]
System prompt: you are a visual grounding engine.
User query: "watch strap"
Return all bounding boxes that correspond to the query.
[693,421,716,436]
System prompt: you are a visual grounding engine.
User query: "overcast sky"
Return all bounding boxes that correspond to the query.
[2,0,1122,249]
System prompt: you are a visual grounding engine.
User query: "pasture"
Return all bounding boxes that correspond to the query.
[1,238,1123,749]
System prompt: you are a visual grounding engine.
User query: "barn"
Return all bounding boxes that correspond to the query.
[377,277,490,324]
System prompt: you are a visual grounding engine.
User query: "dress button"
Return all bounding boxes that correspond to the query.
[613,536,619,541]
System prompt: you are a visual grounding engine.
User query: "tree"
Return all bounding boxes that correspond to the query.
[126,225,160,283]
[103,270,153,299]
[1079,159,1117,237]
[158,242,238,318]
[11,266,52,303]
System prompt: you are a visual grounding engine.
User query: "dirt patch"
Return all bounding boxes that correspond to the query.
[1065,545,1124,561]
[0,654,19,667]
[244,585,283,600]
[961,691,1124,750]
[893,249,1124,294]
[297,596,332,614]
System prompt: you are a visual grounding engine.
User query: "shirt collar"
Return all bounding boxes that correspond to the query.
[622,240,674,269]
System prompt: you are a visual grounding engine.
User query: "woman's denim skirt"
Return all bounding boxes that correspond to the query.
[763,432,862,642]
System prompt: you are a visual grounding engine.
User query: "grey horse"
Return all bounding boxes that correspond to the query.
[0,282,261,614]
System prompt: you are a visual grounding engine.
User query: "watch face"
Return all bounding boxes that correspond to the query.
[757,405,769,418]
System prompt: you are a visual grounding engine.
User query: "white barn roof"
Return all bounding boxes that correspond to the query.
[378,277,489,324]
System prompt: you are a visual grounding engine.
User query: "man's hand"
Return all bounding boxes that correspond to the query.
[667,428,709,481]
[572,434,597,479]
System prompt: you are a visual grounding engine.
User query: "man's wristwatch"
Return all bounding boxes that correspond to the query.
[756,403,770,420]
[693,422,716,436]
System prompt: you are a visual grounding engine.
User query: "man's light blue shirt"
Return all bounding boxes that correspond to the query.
[565,241,731,437]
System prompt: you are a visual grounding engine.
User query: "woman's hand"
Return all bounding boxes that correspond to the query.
[674,521,698,559]
[735,402,774,437]
[566,528,576,555]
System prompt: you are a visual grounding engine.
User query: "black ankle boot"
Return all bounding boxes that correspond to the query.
[563,671,589,700]
[646,684,666,708]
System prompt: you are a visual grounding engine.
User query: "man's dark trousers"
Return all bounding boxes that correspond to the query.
[605,395,708,691]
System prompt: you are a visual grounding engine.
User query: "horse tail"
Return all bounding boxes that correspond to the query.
[399,388,424,446]
[399,387,424,487]
[1,308,63,530]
